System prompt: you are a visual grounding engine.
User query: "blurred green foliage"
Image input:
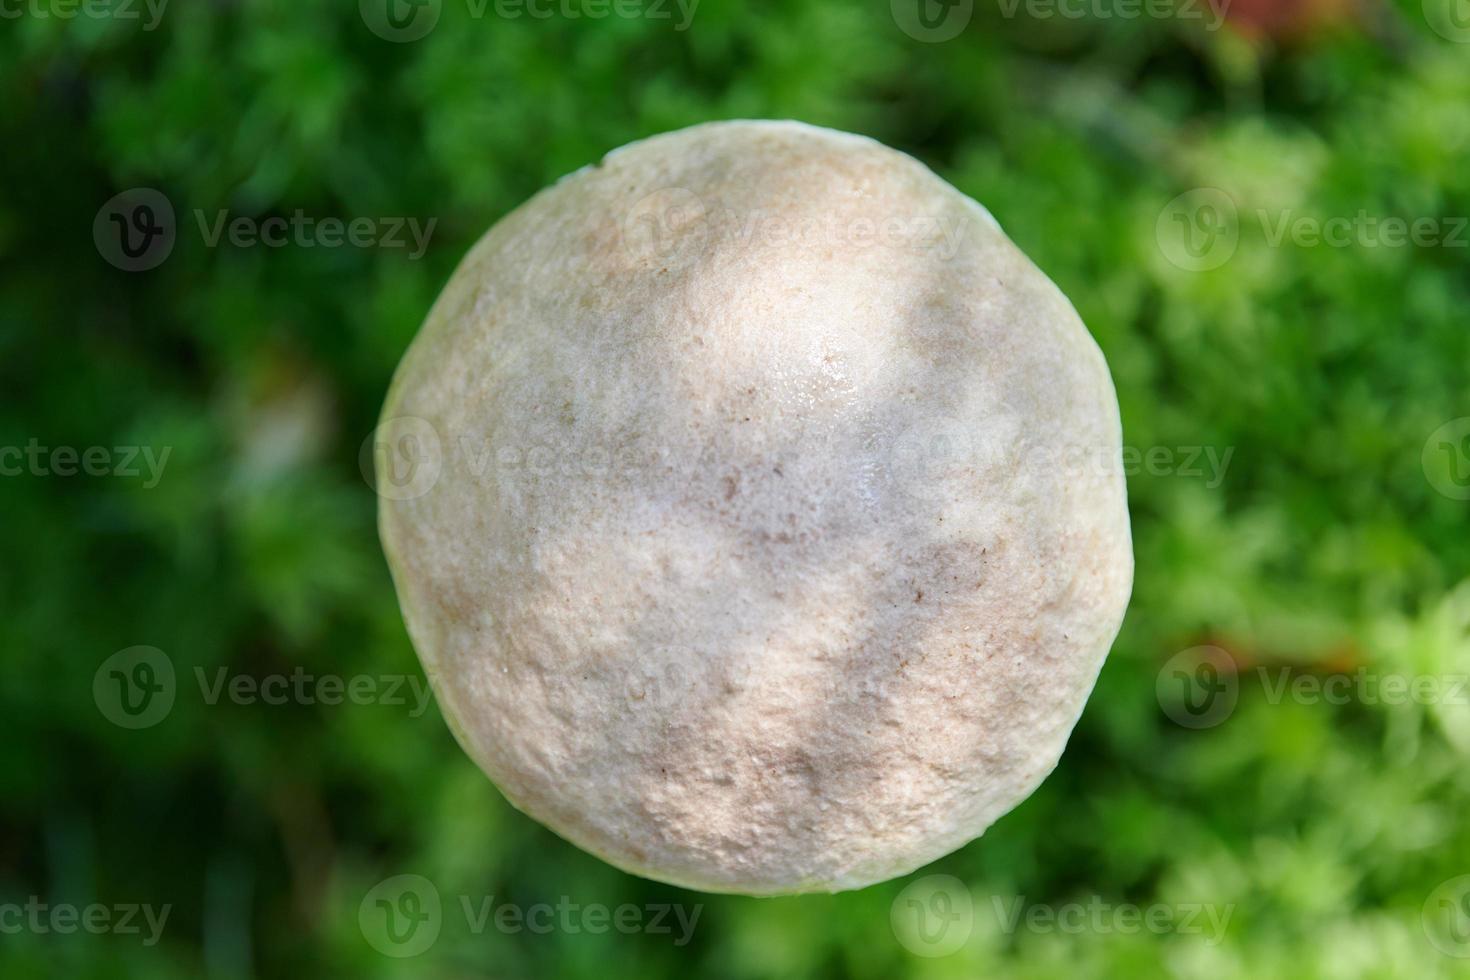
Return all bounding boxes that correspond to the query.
[2,0,1469,976]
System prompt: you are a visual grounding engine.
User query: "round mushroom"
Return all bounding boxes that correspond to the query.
[377,120,1132,895]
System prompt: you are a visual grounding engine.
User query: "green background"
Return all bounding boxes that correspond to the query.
[4,0,1470,976]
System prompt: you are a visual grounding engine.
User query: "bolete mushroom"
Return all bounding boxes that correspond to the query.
[377,120,1132,895]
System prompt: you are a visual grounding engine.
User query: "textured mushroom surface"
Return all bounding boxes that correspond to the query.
[378,120,1132,894]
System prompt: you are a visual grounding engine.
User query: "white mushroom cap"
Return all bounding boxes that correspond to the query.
[378,120,1132,895]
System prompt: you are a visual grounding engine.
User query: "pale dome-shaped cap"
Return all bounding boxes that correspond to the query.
[377,120,1133,895]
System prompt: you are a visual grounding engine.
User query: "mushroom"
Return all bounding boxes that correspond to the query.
[377,120,1132,895]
